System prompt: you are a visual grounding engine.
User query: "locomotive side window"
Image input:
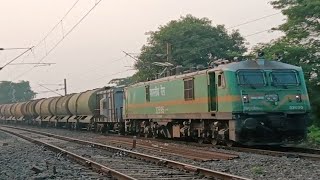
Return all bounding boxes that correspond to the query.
[217,73,225,88]
[184,79,194,100]
[145,85,150,102]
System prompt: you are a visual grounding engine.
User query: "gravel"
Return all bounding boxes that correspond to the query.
[5,124,320,180]
[0,130,109,180]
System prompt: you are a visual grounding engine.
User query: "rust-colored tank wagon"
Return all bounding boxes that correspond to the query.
[13,102,26,120]
[4,104,14,119]
[0,104,6,119]
[35,97,55,121]
[27,99,42,117]
[68,89,100,123]
[0,104,3,117]
[1,104,8,118]
[10,103,18,119]
[49,96,62,116]
[21,101,31,116]
[35,99,45,117]
[56,94,73,121]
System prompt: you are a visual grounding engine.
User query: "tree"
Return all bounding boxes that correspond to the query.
[271,0,320,45]
[258,0,320,125]
[133,14,246,81]
[0,81,36,104]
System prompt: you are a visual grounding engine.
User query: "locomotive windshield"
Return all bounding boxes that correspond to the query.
[237,70,265,86]
[271,70,299,85]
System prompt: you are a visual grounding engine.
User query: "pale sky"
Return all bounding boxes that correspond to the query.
[0,0,284,98]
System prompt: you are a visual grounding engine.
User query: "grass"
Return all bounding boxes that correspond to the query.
[251,166,264,175]
[307,125,320,145]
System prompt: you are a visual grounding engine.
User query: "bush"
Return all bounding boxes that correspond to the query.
[308,125,320,144]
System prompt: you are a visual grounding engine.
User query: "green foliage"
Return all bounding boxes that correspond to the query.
[0,81,36,104]
[251,166,264,175]
[134,14,246,81]
[308,125,320,144]
[257,0,320,125]
[108,77,135,86]
[271,0,320,45]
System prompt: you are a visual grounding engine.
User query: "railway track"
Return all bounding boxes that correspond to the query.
[0,125,249,180]
[95,135,239,161]
[100,133,320,162]
[92,131,320,162]
[222,146,320,161]
[3,124,320,162]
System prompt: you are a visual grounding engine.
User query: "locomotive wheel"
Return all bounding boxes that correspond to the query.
[211,139,218,145]
[197,138,204,144]
[226,140,234,147]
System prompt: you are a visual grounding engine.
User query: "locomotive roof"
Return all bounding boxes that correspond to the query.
[222,59,301,71]
[129,59,302,87]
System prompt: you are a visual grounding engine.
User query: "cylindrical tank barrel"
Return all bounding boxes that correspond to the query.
[35,98,54,117]
[35,99,45,116]
[56,95,73,116]
[49,97,61,116]
[1,104,7,117]
[22,101,31,116]
[0,105,3,117]
[11,103,18,117]
[4,104,14,117]
[68,89,99,116]
[27,99,42,117]
[0,105,5,117]
[13,102,25,118]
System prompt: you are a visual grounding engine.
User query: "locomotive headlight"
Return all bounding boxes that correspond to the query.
[242,94,249,103]
[295,94,302,102]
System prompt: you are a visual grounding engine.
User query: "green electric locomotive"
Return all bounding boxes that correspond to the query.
[124,56,311,145]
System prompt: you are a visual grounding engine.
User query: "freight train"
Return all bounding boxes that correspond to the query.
[0,55,311,146]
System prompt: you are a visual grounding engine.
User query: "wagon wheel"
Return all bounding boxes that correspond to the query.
[73,122,78,130]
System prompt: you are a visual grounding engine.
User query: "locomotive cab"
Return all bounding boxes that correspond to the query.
[228,60,311,145]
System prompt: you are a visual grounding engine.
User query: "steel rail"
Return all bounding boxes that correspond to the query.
[226,146,320,161]
[103,132,320,161]
[0,127,136,180]
[0,125,250,180]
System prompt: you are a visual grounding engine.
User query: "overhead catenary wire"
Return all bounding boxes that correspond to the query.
[35,27,275,91]
[2,0,81,73]
[11,0,103,81]
[11,7,280,95]
[0,47,34,70]
[38,84,63,96]
[33,0,81,48]
[244,29,272,37]
[227,12,282,30]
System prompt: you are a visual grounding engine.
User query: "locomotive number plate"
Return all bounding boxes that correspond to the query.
[289,106,304,110]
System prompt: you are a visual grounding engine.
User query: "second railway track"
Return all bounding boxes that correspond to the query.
[0,125,249,180]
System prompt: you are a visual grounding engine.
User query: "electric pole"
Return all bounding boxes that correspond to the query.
[166,43,171,62]
[64,78,67,95]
